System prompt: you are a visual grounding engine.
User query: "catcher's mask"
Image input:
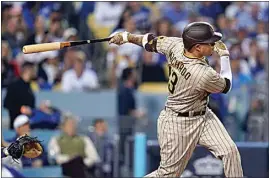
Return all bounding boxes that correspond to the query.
[182,22,222,51]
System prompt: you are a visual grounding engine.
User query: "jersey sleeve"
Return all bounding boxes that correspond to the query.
[198,66,230,93]
[156,36,182,55]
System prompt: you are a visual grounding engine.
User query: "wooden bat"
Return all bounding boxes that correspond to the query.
[22,37,112,54]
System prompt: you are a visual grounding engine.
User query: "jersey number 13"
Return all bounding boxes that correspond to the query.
[168,67,191,94]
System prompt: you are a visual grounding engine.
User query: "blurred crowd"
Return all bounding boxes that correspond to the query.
[1,1,269,176]
[2,1,268,138]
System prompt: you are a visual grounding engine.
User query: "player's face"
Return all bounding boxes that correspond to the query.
[200,43,215,56]
[195,43,215,56]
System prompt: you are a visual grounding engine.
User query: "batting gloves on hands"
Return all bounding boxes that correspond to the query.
[214,41,230,56]
[109,31,130,45]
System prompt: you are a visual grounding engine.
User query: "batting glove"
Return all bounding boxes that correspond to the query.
[109,31,130,45]
[214,41,230,56]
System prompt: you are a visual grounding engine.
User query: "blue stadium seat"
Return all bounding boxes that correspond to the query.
[2,129,16,140]
[21,166,62,177]
[31,130,61,149]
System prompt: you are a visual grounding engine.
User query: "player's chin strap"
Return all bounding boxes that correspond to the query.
[220,55,232,92]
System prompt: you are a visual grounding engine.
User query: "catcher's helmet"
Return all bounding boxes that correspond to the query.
[182,22,222,50]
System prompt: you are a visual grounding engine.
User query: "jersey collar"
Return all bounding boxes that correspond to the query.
[183,52,208,64]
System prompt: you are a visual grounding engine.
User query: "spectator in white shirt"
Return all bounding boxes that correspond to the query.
[94,2,126,29]
[48,113,100,177]
[61,50,99,92]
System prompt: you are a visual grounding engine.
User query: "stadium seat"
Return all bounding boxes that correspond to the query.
[2,129,16,140]
[21,166,62,177]
[31,130,61,149]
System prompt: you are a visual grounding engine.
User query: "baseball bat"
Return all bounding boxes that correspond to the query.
[22,37,112,54]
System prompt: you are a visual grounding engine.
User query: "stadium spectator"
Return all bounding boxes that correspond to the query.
[216,14,234,40]
[174,11,199,35]
[225,49,253,141]
[6,115,48,168]
[63,27,78,41]
[117,67,145,164]
[61,50,99,92]
[107,16,142,88]
[59,48,77,74]
[140,51,167,82]
[1,41,20,88]
[48,113,100,177]
[36,51,60,90]
[1,1,268,144]
[2,17,21,58]
[89,119,113,178]
[161,2,189,25]
[20,100,61,130]
[25,15,47,45]
[198,2,224,20]
[4,62,36,129]
[93,2,126,29]
[46,9,64,42]
[153,18,176,65]
[126,2,151,33]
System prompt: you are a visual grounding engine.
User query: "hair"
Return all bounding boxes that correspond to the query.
[21,61,35,73]
[155,17,173,36]
[61,112,77,126]
[121,67,134,81]
[93,118,105,127]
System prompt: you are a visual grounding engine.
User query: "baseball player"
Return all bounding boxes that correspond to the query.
[109,22,243,177]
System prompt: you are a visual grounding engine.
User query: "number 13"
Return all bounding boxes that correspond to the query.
[168,71,178,94]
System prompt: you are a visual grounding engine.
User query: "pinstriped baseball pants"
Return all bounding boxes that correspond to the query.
[144,108,243,178]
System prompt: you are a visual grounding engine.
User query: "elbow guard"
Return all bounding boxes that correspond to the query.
[222,78,231,94]
[142,33,157,52]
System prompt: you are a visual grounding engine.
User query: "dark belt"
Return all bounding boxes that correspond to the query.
[165,107,206,117]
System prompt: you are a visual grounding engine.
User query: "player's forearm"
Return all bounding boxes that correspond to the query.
[127,33,144,47]
[220,56,232,82]
[220,56,232,93]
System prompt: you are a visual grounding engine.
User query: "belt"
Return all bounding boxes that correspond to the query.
[165,107,206,117]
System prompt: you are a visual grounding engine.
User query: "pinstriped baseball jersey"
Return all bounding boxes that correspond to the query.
[155,36,227,113]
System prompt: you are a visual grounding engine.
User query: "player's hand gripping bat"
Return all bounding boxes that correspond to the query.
[22,37,112,54]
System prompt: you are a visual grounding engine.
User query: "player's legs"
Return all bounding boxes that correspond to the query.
[198,109,243,178]
[144,109,204,177]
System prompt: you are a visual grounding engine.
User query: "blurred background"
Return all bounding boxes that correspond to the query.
[1,1,268,178]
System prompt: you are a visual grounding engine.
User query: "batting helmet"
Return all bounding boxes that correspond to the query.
[182,22,222,50]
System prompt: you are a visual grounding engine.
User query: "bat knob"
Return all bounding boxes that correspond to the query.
[22,47,26,53]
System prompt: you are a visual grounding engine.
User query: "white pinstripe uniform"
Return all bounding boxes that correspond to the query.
[144,37,243,177]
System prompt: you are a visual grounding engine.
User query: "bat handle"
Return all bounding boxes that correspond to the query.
[88,37,112,43]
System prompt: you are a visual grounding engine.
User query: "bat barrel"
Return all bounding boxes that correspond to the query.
[22,37,112,54]
[23,42,61,54]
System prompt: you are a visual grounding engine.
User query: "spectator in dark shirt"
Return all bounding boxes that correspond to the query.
[117,67,145,164]
[199,2,223,20]
[89,119,113,178]
[4,62,36,129]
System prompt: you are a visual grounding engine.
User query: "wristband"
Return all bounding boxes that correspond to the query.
[122,31,129,43]
[142,33,150,48]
